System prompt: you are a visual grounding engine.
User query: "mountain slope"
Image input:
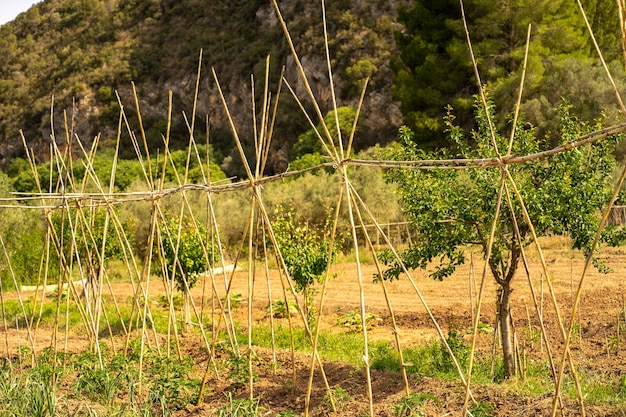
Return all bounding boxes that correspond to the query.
[0,0,405,176]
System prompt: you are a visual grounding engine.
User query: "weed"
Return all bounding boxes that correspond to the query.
[570,322,581,343]
[338,309,382,331]
[321,386,352,411]
[275,411,301,417]
[267,299,298,318]
[619,375,626,397]
[608,333,620,353]
[226,352,257,390]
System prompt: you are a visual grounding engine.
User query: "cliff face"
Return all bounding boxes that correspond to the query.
[0,0,406,176]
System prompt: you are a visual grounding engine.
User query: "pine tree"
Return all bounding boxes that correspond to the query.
[392,0,624,149]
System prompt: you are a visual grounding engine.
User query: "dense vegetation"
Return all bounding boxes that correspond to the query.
[0,0,402,177]
[391,0,626,149]
[382,100,625,378]
[1,0,624,179]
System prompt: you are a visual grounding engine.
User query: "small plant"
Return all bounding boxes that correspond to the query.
[161,214,217,332]
[467,322,494,334]
[321,386,352,412]
[222,292,243,309]
[157,293,184,309]
[607,333,620,354]
[272,206,339,329]
[216,392,264,416]
[522,326,541,348]
[144,354,198,410]
[570,322,581,343]
[267,299,298,318]
[338,310,382,331]
[226,352,258,390]
[392,392,436,417]
[73,367,120,406]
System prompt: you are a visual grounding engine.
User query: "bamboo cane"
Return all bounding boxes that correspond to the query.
[305,187,344,416]
[262,227,278,372]
[348,181,476,402]
[461,174,506,414]
[350,187,411,396]
[209,68,337,410]
[270,0,341,163]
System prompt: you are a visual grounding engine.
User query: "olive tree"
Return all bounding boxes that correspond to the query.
[381,100,623,378]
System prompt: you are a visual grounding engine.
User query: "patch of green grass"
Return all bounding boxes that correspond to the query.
[370,342,402,373]
[514,360,553,396]
[370,334,470,381]
[3,298,130,334]
[248,324,372,365]
[562,368,626,406]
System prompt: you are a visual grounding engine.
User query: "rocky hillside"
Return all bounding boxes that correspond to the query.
[0,0,407,176]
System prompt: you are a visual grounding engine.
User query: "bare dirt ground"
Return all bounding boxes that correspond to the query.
[183,242,626,416]
[10,241,626,416]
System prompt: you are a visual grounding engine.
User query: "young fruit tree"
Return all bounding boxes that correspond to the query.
[161,214,215,333]
[381,100,624,378]
[271,206,338,327]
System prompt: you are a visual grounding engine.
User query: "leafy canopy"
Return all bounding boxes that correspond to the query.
[381,99,621,282]
[271,206,337,293]
[391,0,623,148]
[161,214,215,293]
[292,106,359,161]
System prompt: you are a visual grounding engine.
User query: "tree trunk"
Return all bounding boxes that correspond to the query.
[498,283,515,378]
